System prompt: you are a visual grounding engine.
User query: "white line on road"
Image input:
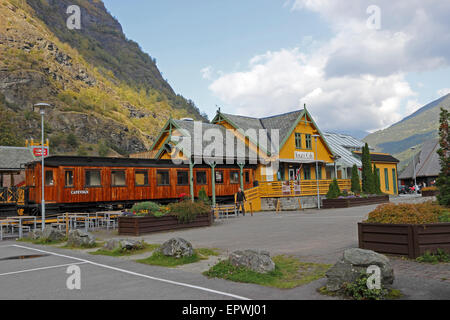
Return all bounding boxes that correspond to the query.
[0,262,87,277]
[12,244,250,300]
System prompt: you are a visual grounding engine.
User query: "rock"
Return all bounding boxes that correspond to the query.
[103,239,144,251]
[229,249,275,273]
[67,229,96,247]
[160,238,194,258]
[41,227,65,242]
[27,229,43,240]
[326,248,394,292]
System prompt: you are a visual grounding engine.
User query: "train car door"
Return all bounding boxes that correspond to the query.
[43,167,57,203]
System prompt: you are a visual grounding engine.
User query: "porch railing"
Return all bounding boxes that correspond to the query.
[258,179,351,198]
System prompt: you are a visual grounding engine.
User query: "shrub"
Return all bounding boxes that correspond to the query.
[326,179,341,199]
[198,187,210,205]
[422,186,438,192]
[436,107,450,206]
[131,201,166,217]
[343,272,389,300]
[365,202,446,224]
[439,210,450,222]
[416,249,450,264]
[169,200,210,223]
[351,164,361,194]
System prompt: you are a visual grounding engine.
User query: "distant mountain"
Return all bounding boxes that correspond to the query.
[0,0,206,156]
[363,93,450,169]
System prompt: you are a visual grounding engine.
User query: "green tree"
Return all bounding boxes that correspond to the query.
[361,143,375,194]
[351,164,361,193]
[436,107,450,206]
[97,140,109,157]
[66,133,79,149]
[373,164,382,194]
[198,187,210,205]
[326,179,341,199]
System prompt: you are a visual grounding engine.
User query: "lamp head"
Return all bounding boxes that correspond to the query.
[33,103,52,114]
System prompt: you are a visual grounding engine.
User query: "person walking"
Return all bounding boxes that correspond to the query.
[235,187,246,216]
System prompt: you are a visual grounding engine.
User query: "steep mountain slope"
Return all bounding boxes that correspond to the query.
[0,0,205,156]
[363,93,450,168]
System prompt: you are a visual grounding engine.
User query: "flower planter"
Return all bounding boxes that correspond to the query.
[118,212,213,236]
[358,222,450,258]
[422,190,439,197]
[322,195,389,209]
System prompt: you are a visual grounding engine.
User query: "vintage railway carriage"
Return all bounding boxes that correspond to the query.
[23,156,255,215]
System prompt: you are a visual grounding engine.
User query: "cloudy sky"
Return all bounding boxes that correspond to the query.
[103,0,450,137]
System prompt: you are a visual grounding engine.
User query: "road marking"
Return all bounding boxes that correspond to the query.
[12,244,250,300]
[0,262,87,277]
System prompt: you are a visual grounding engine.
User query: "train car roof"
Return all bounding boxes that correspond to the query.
[25,155,257,168]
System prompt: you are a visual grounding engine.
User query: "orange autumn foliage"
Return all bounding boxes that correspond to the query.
[365,202,445,224]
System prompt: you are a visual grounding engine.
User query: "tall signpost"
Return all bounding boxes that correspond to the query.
[33,103,51,230]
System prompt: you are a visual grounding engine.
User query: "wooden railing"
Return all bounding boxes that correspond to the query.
[258,179,351,198]
[243,186,261,213]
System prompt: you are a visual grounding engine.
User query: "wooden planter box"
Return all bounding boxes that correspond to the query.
[358,222,450,258]
[322,195,389,209]
[118,212,213,236]
[422,190,439,197]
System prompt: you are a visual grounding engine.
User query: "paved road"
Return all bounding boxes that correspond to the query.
[1,196,448,300]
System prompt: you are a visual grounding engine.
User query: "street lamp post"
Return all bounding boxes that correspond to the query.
[410,146,417,194]
[312,135,320,209]
[33,103,51,230]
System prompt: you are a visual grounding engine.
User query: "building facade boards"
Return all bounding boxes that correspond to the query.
[145,108,399,195]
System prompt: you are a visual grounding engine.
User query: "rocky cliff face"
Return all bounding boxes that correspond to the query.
[0,0,205,156]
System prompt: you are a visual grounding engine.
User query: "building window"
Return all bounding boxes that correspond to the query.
[177,171,189,185]
[85,170,101,187]
[64,170,74,187]
[295,133,302,149]
[111,170,126,187]
[305,134,312,149]
[215,170,224,184]
[45,171,54,186]
[135,170,149,186]
[157,170,170,186]
[230,171,240,184]
[196,171,207,185]
[384,168,389,191]
[245,171,250,183]
[392,169,397,194]
[303,165,311,180]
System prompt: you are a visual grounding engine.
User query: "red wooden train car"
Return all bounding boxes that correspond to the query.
[22,156,255,215]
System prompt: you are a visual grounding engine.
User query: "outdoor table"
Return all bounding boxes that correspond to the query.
[0,219,17,241]
[7,216,37,239]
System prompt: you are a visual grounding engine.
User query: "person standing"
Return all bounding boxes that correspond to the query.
[236,187,246,216]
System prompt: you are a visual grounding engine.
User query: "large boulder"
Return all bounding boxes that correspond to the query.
[41,227,65,242]
[160,238,194,258]
[103,239,144,251]
[229,249,275,273]
[67,230,96,247]
[326,248,394,292]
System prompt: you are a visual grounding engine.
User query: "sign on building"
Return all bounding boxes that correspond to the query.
[294,151,315,161]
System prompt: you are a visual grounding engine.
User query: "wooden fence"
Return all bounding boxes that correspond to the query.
[258,179,351,198]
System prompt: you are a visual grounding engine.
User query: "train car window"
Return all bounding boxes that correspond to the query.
[135,170,149,186]
[45,171,54,186]
[111,170,126,187]
[65,170,74,187]
[85,170,101,187]
[230,171,240,184]
[177,171,189,185]
[245,171,250,183]
[157,170,170,186]
[196,171,207,185]
[215,170,224,184]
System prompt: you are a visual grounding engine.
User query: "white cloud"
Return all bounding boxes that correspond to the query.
[200,66,214,80]
[437,88,450,97]
[207,1,450,133]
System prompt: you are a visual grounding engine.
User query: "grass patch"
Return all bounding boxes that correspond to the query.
[416,249,450,264]
[136,247,219,267]
[17,237,67,245]
[203,255,331,289]
[90,243,160,257]
[61,241,103,250]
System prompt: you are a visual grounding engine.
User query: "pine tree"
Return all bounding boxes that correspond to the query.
[436,107,450,206]
[373,164,382,194]
[361,143,375,194]
[326,179,341,199]
[351,164,361,193]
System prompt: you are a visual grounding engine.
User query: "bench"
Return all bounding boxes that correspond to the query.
[213,204,238,219]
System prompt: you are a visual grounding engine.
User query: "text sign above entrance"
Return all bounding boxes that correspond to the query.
[32,147,49,157]
[294,151,314,161]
